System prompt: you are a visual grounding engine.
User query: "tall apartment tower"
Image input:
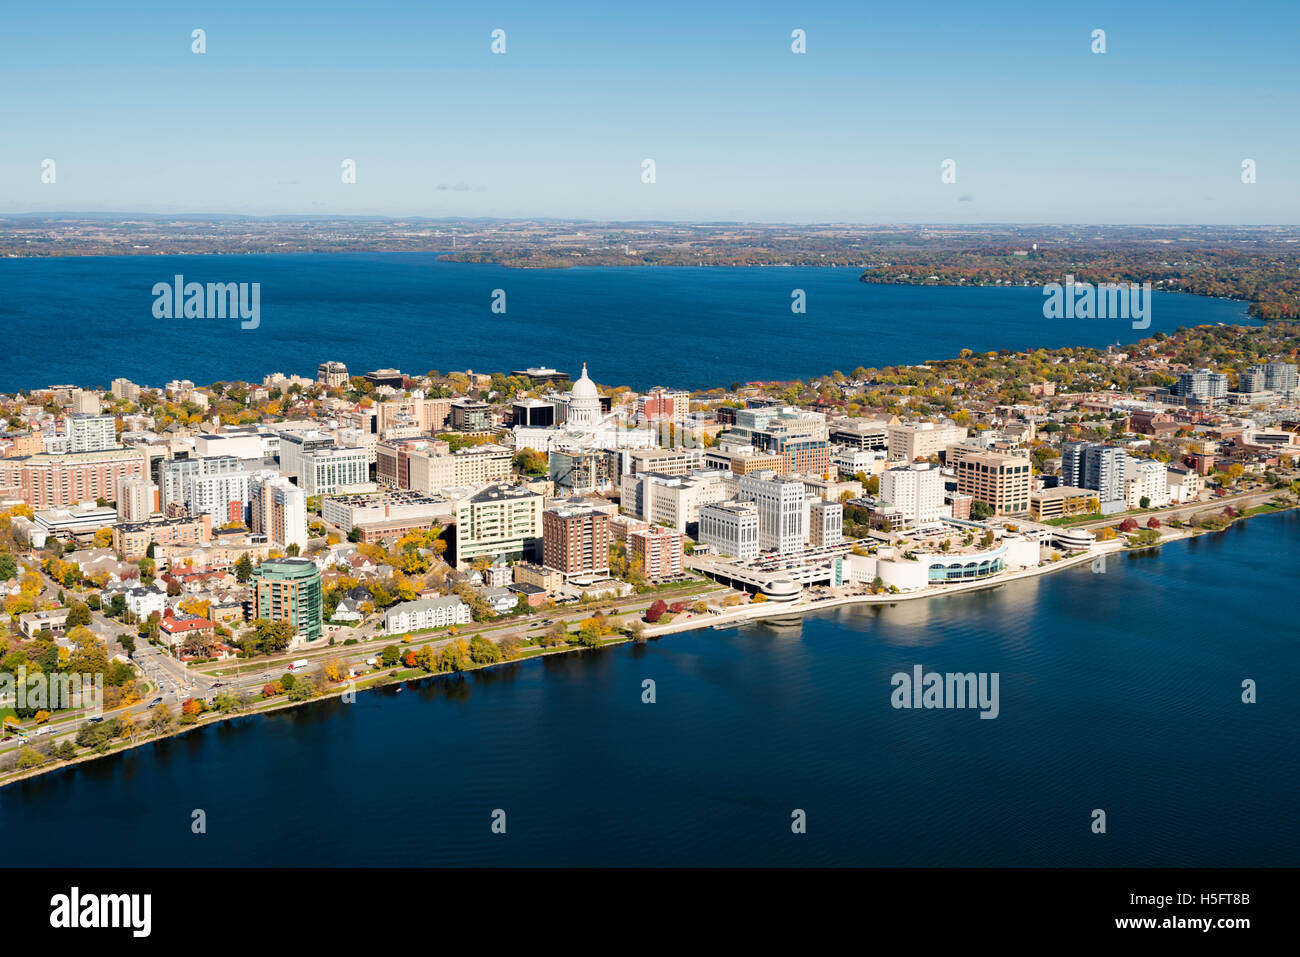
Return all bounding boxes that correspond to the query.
[250,472,309,550]
[71,390,102,415]
[542,505,611,580]
[1061,442,1126,508]
[252,558,323,642]
[115,474,158,522]
[316,360,350,389]
[68,414,116,453]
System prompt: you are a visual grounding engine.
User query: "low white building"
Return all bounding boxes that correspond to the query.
[1166,466,1203,504]
[850,536,1041,593]
[384,595,471,635]
[34,502,118,539]
[832,447,887,478]
[123,584,168,620]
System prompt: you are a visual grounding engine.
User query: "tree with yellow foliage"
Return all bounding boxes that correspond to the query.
[437,638,470,672]
[5,593,36,619]
[178,597,212,619]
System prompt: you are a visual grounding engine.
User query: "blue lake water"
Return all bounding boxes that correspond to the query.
[0,253,1255,391]
[4,512,1296,866]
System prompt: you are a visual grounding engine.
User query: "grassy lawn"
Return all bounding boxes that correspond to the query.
[1044,513,1107,527]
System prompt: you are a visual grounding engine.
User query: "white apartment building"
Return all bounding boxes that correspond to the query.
[404,443,513,493]
[737,470,806,554]
[183,468,251,526]
[161,455,245,509]
[1124,459,1171,509]
[879,461,946,527]
[698,500,760,560]
[111,378,141,402]
[450,444,513,486]
[384,595,471,635]
[453,484,543,568]
[1166,466,1203,504]
[249,472,308,550]
[123,585,167,620]
[194,431,265,460]
[115,474,157,522]
[68,414,116,453]
[833,447,887,477]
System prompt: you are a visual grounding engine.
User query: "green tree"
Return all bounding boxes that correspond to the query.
[16,746,46,769]
[469,636,503,664]
[242,619,294,656]
[287,676,316,701]
[234,553,253,582]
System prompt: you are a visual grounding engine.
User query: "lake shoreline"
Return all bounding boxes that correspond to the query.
[4,502,1292,791]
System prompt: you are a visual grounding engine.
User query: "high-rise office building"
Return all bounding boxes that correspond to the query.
[698,500,760,560]
[956,450,1033,516]
[808,500,843,547]
[737,470,807,554]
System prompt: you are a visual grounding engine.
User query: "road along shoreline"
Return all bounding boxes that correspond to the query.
[2,504,1293,789]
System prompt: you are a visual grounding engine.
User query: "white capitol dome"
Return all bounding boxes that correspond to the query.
[568,362,601,427]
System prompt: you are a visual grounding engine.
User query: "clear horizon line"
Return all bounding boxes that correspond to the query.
[2,212,1299,229]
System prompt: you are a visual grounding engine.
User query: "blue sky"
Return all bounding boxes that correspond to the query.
[2,0,1296,222]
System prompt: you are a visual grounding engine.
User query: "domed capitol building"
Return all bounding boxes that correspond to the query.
[512,362,654,456]
[565,363,602,428]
